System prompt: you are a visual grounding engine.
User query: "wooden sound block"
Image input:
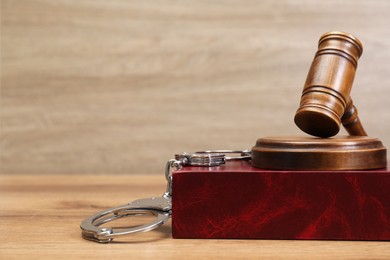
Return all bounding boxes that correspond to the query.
[251,136,387,170]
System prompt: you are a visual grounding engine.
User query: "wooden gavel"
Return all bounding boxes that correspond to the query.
[294,32,367,138]
[252,31,387,171]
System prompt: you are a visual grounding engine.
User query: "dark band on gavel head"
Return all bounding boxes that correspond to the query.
[294,31,367,138]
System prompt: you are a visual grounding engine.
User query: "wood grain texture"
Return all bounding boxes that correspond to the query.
[2,0,390,174]
[1,173,390,259]
[295,32,365,137]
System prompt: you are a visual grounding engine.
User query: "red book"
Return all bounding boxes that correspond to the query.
[172,161,390,240]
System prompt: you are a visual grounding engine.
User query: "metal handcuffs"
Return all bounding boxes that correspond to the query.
[80,150,251,243]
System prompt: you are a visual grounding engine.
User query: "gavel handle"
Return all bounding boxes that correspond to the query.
[341,98,367,136]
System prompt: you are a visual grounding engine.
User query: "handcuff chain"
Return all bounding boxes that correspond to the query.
[164,150,251,198]
[164,158,185,198]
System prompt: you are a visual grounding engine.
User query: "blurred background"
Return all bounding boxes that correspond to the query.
[1,0,390,175]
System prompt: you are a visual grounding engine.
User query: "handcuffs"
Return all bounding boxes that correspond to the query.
[80,150,251,243]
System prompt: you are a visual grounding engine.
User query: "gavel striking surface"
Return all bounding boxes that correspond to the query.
[251,136,387,170]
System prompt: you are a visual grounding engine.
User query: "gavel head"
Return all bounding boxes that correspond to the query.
[294,32,363,137]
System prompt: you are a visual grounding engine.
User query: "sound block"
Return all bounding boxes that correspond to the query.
[171,161,390,240]
[252,136,387,170]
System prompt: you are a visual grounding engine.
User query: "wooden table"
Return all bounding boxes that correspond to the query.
[1,174,389,259]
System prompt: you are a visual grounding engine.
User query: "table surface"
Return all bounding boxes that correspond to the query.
[1,174,389,259]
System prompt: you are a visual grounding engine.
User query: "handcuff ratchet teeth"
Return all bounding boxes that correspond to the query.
[80,150,251,243]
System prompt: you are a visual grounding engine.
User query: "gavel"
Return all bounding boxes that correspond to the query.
[252,31,387,171]
[294,32,367,138]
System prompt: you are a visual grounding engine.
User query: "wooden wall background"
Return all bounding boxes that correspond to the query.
[2,0,390,174]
